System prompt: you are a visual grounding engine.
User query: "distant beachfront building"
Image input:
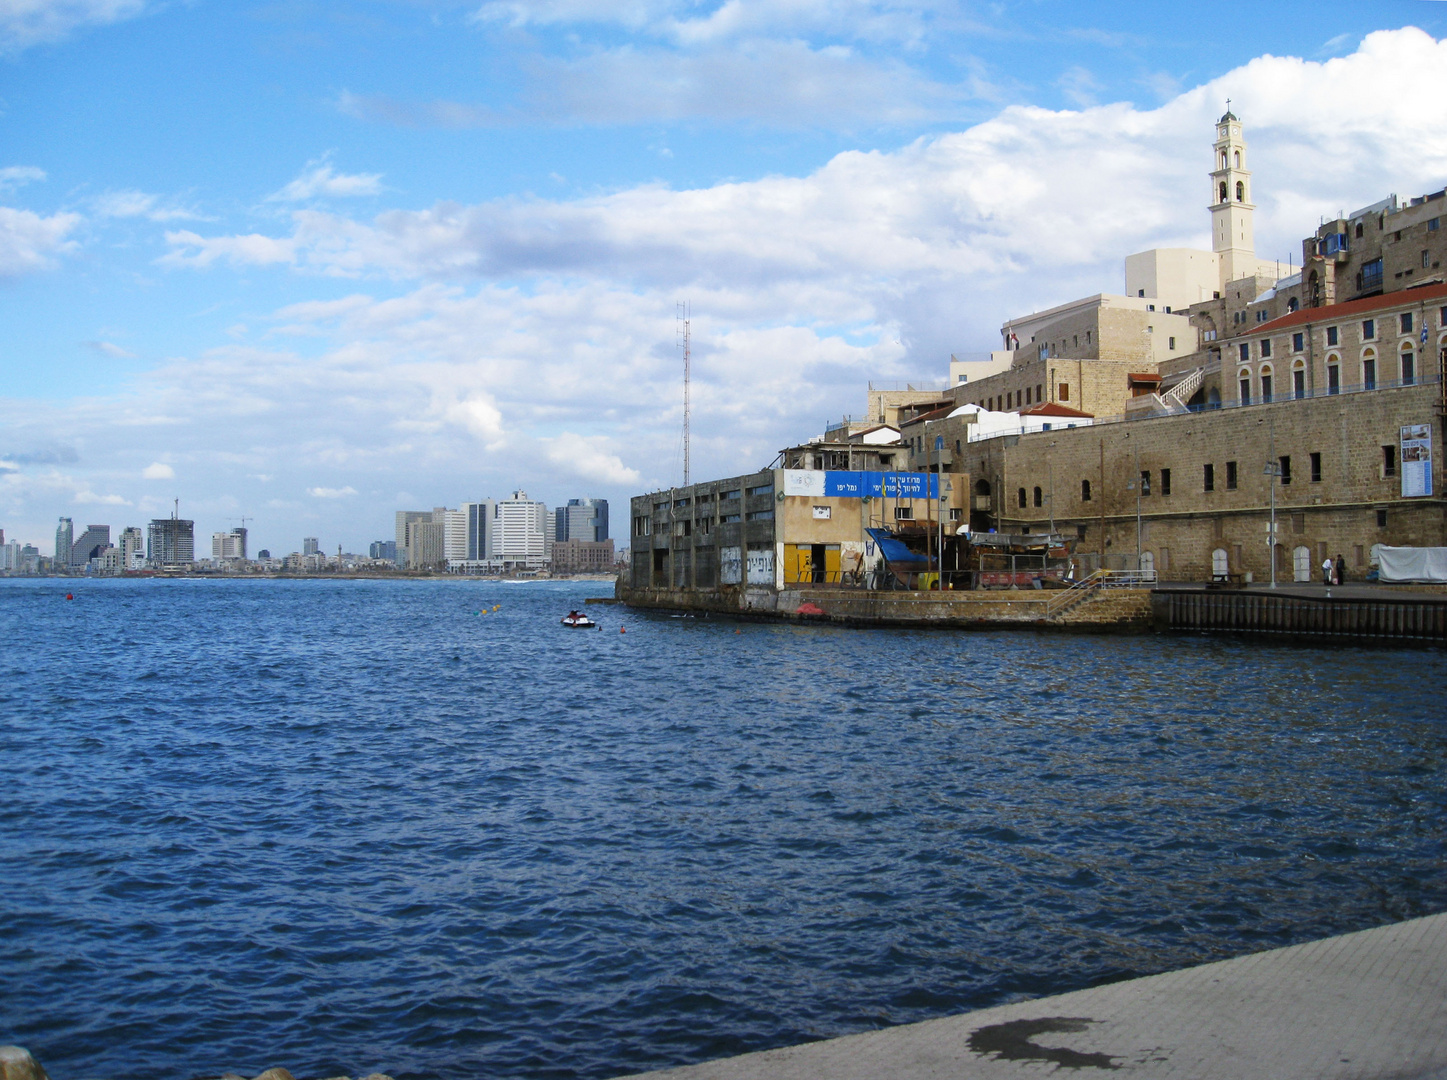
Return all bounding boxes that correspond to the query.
[148,517,195,569]
[369,539,397,562]
[495,490,548,566]
[404,517,445,570]
[555,498,609,543]
[213,529,247,562]
[55,518,73,568]
[120,527,145,570]
[303,537,320,556]
[71,524,110,568]
[551,539,616,575]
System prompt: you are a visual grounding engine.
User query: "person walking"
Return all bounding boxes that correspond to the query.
[1334,553,1346,585]
[1321,554,1334,586]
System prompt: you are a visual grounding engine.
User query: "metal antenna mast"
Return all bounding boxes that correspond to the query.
[677,301,691,487]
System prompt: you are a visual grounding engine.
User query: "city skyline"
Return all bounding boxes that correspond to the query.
[3,4,1447,554]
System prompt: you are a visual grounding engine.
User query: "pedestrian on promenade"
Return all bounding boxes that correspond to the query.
[1335,554,1346,585]
[1322,555,1334,585]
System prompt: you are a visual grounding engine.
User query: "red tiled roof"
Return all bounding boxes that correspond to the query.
[1020,401,1095,418]
[1256,280,1447,334]
[1127,372,1161,384]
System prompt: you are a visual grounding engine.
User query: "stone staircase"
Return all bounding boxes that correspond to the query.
[1049,588,1154,631]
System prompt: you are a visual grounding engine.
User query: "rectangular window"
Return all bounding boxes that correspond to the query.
[1168,336,1176,349]
[1327,326,1338,346]
[1363,318,1375,340]
[1292,332,1304,352]
[1293,368,1305,398]
[1310,452,1322,482]
[1239,378,1251,405]
[1424,251,1432,270]
[746,484,774,498]
[1203,463,1215,492]
[721,489,741,501]
[894,506,913,520]
[1401,312,1414,334]
[1261,373,1273,402]
[1383,445,1397,477]
[720,513,741,523]
[1403,351,1415,384]
[1160,468,1171,496]
[1364,357,1376,390]
[1260,338,1272,358]
[1279,456,1291,485]
[1328,365,1340,394]
[1376,508,1388,528]
[1239,342,1250,362]
[1361,258,1384,293]
[1442,306,1447,327]
[1431,218,1441,232]
[1059,383,1069,401]
[1292,513,1305,534]
[745,509,774,521]
[1139,470,1151,496]
[1081,479,1092,501]
[1226,461,1238,490]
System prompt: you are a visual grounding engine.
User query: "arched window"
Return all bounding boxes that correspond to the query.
[1236,180,1245,202]
[1292,359,1306,399]
[1212,548,1229,577]
[1287,297,1299,313]
[1362,347,1377,390]
[1018,488,1027,509]
[1033,486,1043,508]
[1326,353,1341,395]
[1233,150,1241,168]
[1220,152,1227,169]
[1401,345,1415,385]
[1293,546,1312,582]
[1238,368,1251,405]
[1259,363,1274,403]
[1081,479,1092,502]
[975,478,991,496]
[1219,181,1228,203]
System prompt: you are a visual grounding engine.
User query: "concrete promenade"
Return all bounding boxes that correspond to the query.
[620,912,1447,1080]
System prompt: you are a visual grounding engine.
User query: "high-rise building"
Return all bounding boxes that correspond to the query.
[148,517,195,568]
[555,498,609,542]
[120,527,145,570]
[0,540,20,572]
[495,490,548,564]
[55,518,73,567]
[440,507,467,564]
[404,518,445,569]
[395,510,430,567]
[71,524,111,567]
[369,539,397,561]
[303,537,320,556]
[213,530,247,561]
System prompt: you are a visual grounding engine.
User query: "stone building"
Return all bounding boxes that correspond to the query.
[551,538,616,574]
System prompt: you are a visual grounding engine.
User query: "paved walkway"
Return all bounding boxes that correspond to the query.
[1157,580,1447,602]
[619,913,1447,1080]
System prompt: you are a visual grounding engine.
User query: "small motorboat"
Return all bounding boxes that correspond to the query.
[561,610,596,629]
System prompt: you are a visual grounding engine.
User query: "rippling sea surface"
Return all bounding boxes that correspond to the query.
[2,578,1445,1080]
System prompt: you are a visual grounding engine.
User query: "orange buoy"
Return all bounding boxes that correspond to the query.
[619,626,626,633]
[65,593,74,600]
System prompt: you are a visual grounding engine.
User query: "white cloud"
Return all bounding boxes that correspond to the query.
[0,0,147,52]
[161,229,297,269]
[545,432,642,485]
[0,166,46,192]
[307,485,358,498]
[0,205,82,277]
[74,489,130,505]
[141,462,174,479]
[269,159,385,202]
[92,189,198,222]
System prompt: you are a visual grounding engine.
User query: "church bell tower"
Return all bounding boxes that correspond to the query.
[1210,106,1256,287]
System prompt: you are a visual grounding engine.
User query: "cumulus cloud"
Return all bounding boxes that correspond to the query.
[0,0,147,52]
[0,206,83,277]
[269,159,385,202]
[160,229,297,269]
[141,461,174,479]
[307,485,359,498]
[545,432,642,485]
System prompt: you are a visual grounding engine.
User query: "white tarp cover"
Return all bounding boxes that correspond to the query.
[1376,546,1447,583]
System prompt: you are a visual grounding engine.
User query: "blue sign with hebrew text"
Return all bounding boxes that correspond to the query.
[822,471,938,498]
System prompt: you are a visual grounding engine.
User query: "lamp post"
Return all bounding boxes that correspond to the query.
[1263,417,1279,589]
[1046,441,1056,536]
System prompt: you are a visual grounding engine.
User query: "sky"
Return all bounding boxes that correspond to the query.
[3,1,1447,557]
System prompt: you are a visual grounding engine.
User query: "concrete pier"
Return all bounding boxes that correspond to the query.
[618,912,1447,1080]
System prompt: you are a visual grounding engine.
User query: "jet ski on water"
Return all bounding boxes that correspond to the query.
[561,610,597,629]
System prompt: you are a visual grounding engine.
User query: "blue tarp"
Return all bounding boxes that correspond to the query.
[866,528,930,567]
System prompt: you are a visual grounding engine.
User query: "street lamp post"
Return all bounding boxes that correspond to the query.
[1263,417,1279,589]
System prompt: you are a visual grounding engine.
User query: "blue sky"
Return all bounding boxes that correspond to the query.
[2,1,1446,556]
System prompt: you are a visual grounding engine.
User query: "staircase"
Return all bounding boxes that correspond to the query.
[1159,366,1205,413]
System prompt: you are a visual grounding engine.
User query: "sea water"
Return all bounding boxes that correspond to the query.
[2,577,1444,1080]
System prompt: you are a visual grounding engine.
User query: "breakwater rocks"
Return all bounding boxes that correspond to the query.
[0,1049,393,1080]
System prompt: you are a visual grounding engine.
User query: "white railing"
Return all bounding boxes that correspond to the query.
[1161,366,1205,412]
[1045,568,1157,618]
